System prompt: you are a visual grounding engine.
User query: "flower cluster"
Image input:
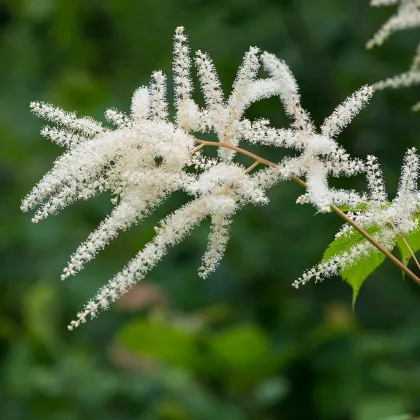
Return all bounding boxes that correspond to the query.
[23,27,374,328]
[368,0,420,106]
[293,148,420,288]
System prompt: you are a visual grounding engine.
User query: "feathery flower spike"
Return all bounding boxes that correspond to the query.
[294,148,420,288]
[368,0,420,104]
[23,27,374,328]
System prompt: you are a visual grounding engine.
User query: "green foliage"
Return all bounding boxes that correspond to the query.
[396,216,420,269]
[23,280,60,350]
[322,227,387,306]
[209,325,269,370]
[337,203,368,212]
[118,319,285,391]
[117,318,199,369]
[342,252,386,308]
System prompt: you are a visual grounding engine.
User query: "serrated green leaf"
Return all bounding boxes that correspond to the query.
[337,203,368,212]
[396,216,420,270]
[342,252,386,308]
[322,226,387,307]
[337,201,392,213]
[322,226,380,262]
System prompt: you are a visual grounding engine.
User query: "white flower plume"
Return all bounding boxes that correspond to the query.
[261,52,371,211]
[293,148,420,288]
[368,0,420,102]
[371,0,400,5]
[22,27,374,328]
[367,0,420,49]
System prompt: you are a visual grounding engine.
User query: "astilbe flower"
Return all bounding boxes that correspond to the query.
[368,0,420,105]
[260,53,371,211]
[293,148,420,288]
[368,0,420,49]
[22,27,373,328]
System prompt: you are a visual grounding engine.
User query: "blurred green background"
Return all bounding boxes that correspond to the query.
[3,0,420,418]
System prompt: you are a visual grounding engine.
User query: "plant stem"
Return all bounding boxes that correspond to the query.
[195,139,277,169]
[190,143,205,155]
[398,232,420,272]
[245,161,260,173]
[195,138,420,286]
[330,204,420,286]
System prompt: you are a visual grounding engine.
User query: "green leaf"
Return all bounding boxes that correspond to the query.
[322,226,387,307]
[337,203,368,212]
[116,319,199,369]
[322,226,380,261]
[23,280,59,350]
[209,325,269,371]
[354,396,411,420]
[396,216,420,270]
[341,252,386,308]
[337,201,392,213]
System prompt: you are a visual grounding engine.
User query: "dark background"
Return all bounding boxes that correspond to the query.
[2,0,420,418]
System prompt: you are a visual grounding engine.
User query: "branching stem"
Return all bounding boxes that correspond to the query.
[398,232,420,272]
[195,139,278,169]
[245,161,260,173]
[195,138,420,286]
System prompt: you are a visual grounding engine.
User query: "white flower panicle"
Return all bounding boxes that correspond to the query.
[394,147,420,222]
[410,42,420,71]
[130,86,150,121]
[260,52,302,119]
[294,148,420,289]
[30,101,106,137]
[321,86,373,138]
[193,45,283,161]
[306,161,333,213]
[173,28,192,108]
[292,228,396,289]
[195,50,224,111]
[370,0,400,6]
[228,47,281,120]
[173,27,203,131]
[368,1,420,99]
[199,215,232,279]
[374,70,420,91]
[61,170,191,280]
[262,51,369,210]
[40,126,89,148]
[186,162,268,206]
[371,0,399,5]
[23,27,376,328]
[149,71,169,122]
[69,198,214,330]
[194,30,369,212]
[367,0,420,49]
[365,155,388,203]
[105,108,132,127]
[324,189,369,209]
